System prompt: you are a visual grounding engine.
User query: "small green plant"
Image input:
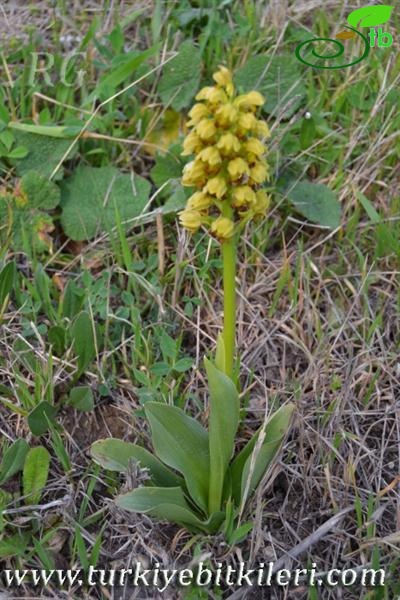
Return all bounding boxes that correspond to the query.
[91,66,294,541]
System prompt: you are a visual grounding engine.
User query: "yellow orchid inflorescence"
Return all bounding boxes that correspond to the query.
[179,66,271,241]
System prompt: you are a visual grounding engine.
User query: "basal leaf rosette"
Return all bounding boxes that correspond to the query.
[179,66,271,242]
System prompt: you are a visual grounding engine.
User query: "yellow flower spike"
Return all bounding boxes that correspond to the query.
[188,103,210,123]
[253,189,271,215]
[198,146,221,166]
[187,191,214,211]
[204,175,227,199]
[228,157,250,180]
[211,216,234,241]
[196,118,217,140]
[232,185,256,208]
[216,132,241,154]
[179,209,203,233]
[249,161,268,184]
[244,137,265,156]
[182,131,202,156]
[215,104,238,126]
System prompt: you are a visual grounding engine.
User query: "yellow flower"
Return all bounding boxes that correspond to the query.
[238,112,257,131]
[215,104,238,126]
[244,137,264,156]
[187,191,213,211]
[196,118,217,140]
[198,146,221,166]
[207,88,228,105]
[204,175,227,198]
[179,209,202,232]
[234,91,265,109]
[195,86,214,101]
[217,133,241,154]
[188,103,210,123]
[182,131,202,156]
[228,158,250,180]
[213,66,234,97]
[211,216,234,241]
[255,119,271,138]
[232,185,256,208]
[182,160,206,186]
[250,162,268,184]
[212,66,232,88]
[253,189,271,215]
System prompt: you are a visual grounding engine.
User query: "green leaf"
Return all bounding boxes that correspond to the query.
[205,359,239,513]
[22,446,50,504]
[116,486,224,532]
[0,260,16,308]
[12,129,75,178]
[287,181,341,229]
[144,402,210,512]
[68,386,94,412]
[6,146,29,159]
[20,170,61,210]
[230,403,295,505]
[48,325,67,355]
[27,401,58,436]
[91,438,183,488]
[71,311,97,378]
[60,166,151,241]
[347,5,394,28]
[0,439,29,485]
[150,151,183,187]
[228,522,254,545]
[214,333,226,373]
[234,54,306,118]
[157,41,202,110]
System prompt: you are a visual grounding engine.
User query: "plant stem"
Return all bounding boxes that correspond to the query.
[221,206,236,379]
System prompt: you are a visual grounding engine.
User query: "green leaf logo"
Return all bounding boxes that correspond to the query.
[347,5,394,28]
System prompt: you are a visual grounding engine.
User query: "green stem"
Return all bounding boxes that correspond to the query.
[221,206,236,379]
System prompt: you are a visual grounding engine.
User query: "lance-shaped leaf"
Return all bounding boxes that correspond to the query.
[205,358,239,513]
[116,486,224,533]
[347,5,394,29]
[144,402,210,513]
[0,439,29,485]
[91,438,183,488]
[230,403,295,505]
[22,446,50,505]
[0,261,16,310]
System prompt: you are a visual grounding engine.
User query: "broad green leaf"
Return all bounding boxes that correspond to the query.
[48,325,66,355]
[157,41,202,110]
[150,150,183,187]
[11,129,75,178]
[347,5,394,28]
[91,438,183,487]
[27,401,58,436]
[23,446,50,504]
[20,170,61,210]
[234,54,306,118]
[287,181,341,229]
[0,439,29,485]
[230,403,295,505]
[71,311,96,378]
[205,359,239,513]
[68,386,94,412]
[0,260,16,308]
[60,166,151,241]
[116,486,224,532]
[144,402,210,512]
[61,280,85,320]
